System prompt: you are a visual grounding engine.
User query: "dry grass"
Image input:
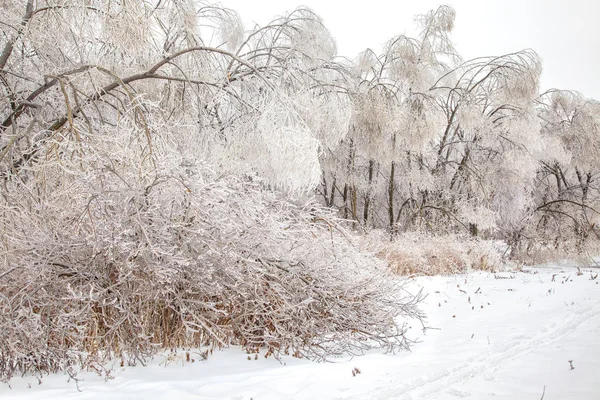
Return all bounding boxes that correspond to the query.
[362,231,513,276]
[511,237,600,267]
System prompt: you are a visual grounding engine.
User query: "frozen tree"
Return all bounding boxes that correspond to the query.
[0,1,350,192]
[532,90,600,253]
[320,6,456,231]
[428,50,547,238]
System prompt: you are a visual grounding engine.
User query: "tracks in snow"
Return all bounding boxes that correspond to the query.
[349,302,600,400]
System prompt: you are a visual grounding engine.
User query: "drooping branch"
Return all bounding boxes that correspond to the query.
[536,199,600,216]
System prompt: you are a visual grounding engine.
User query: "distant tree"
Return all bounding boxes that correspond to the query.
[533,90,600,250]
[321,5,457,232]
[316,4,600,263]
[427,50,548,240]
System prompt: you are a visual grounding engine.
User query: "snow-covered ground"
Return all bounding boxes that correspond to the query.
[3,265,599,400]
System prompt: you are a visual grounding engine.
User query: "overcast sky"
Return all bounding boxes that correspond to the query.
[221,0,600,99]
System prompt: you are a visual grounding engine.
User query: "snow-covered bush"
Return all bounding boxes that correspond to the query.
[0,126,422,381]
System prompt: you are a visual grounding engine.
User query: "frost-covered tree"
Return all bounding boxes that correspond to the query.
[320,6,456,231]
[532,90,600,252]
[428,50,548,239]
[0,1,351,191]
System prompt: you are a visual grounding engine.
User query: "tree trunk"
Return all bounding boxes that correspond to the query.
[329,176,336,208]
[363,159,374,225]
[342,183,349,220]
[388,162,395,232]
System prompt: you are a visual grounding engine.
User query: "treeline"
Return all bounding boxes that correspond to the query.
[316,7,600,256]
[2,2,598,253]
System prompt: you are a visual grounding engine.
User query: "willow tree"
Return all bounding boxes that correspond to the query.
[321,5,458,232]
[425,50,550,240]
[321,6,572,249]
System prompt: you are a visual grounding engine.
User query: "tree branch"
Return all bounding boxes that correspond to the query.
[0,0,34,70]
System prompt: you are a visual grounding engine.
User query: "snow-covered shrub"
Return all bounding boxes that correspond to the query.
[0,126,422,380]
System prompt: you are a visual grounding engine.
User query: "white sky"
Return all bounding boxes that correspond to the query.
[221,0,600,99]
